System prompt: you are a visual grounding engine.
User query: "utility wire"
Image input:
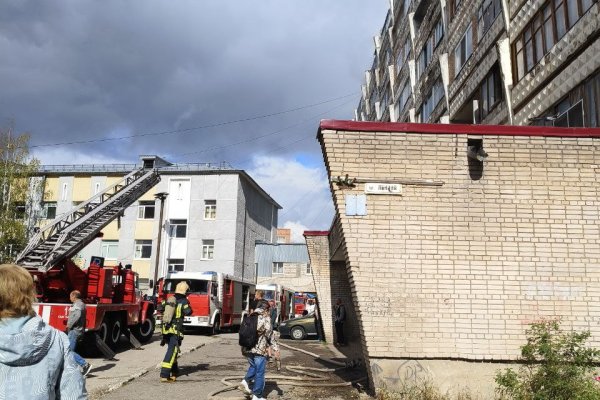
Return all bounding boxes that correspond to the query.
[176,95,357,160]
[30,92,357,149]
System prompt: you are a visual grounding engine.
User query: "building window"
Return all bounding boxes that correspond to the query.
[168,219,187,238]
[12,202,26,220]
[202,240,214,260]
[395,80,411,118]
[134,240,152,259]
[454,24,473,77]
[137,201,155,219]
[272,262,284,274]
[553,100,585,127]
[168,258,185,272]
[306,264,312,275]
[396,36,412,75]
[204,200,216,220]
[41,202,57,219]
[61,183,68,201]
[402,0,411,16]
[416,20,442,80]
[478,66,502,121]
[101,240,119,260]
[513,0,594,82]
[478,0,502,39]
[419,80,445,123]
[449,0,463,19]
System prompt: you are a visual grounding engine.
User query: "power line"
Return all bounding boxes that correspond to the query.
[176,95,357,160]
[30,92,358,149]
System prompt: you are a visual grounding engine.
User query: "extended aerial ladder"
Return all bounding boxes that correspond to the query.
[17,167,160,271]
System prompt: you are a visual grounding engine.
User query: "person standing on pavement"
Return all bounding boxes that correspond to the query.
[158,281,192,383]
[334,298,346,346]
[240,302,272,400]
[67,290,92,376]
[0,264,87,399]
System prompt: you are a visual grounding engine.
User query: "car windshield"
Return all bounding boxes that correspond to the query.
[263,290,276,300]
[164,279,209,294]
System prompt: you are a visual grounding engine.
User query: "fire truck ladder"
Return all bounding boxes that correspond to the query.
[17,167,160,272]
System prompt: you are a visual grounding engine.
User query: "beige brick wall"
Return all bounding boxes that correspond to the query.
[304,233,334,343]
[320,128,600,363]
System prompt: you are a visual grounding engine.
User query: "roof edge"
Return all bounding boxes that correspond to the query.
[303,230,329,236]
[318,120,600,138]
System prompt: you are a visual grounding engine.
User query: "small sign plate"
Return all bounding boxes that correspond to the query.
[364,183,402,195]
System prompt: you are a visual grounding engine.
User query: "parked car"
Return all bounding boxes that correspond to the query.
[277,312,318,340]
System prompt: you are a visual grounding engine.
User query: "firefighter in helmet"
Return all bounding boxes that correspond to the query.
[158,281,192,382]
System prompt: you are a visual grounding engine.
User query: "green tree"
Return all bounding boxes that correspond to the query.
[0,124,40,263]
[496,320,600,400]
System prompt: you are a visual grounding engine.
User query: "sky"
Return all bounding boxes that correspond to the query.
[0,1,389,242]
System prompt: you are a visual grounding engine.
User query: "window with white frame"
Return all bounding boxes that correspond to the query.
[41,202,57,219]
[454,24,473,77]
[137,201,155,219]
[204,200,216,220]
[134,240,152,259]
[272,262,284,274]
[306,264,312,275]
[201,240,214,260]
[168,219,187,238]
[168,258,185,272]
[101,240,119,260]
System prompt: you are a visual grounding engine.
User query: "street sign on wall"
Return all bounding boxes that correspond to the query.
[364,183,402,195]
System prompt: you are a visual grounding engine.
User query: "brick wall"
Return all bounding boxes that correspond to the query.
[319,126,600,364]
[304,233,335,343]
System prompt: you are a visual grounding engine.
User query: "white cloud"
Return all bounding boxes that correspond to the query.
[282,221,309,243]
[32,147,132,166]
[247,155,334,237]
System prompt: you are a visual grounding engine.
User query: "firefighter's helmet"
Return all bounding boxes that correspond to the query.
[175,281,189,295]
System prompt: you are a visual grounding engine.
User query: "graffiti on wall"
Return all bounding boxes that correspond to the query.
[371,359,433,387]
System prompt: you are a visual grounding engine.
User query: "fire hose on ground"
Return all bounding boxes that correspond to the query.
[206,342,368,399]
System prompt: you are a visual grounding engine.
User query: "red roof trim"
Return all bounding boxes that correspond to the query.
[303,230,329,236]
[318,120,600,138]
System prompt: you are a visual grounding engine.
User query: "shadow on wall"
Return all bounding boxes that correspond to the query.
[329,261,361,354]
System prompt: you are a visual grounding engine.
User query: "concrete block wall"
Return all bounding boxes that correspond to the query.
[318,122,600,392]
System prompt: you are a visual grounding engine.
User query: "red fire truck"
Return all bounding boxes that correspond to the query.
[16,166,160,350]
[157,271,255,334]
[256,283,294,324]
[31,256,156,348]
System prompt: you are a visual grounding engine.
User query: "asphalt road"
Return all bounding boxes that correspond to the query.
[89,332,368,400]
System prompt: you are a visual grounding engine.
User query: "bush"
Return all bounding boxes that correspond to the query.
[375,380,478,400]
[495,320,600,400]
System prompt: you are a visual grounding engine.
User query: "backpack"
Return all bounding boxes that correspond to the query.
[162,295,177,325]
[238,313,259,348]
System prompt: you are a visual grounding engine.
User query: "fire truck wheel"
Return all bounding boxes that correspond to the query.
[290,326,306,340]
[210,316,220,336]
[97,320,109,344]
[132,316,155,343]
[107,318,122,349]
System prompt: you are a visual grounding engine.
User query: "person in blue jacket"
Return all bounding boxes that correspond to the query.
[0,264,87,400]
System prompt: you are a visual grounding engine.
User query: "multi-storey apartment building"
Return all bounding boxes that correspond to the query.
[356,0,599,128]
[31,155,281,287]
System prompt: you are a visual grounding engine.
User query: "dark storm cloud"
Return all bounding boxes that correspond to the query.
[0,0,388,230]
[1,0,386,164]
